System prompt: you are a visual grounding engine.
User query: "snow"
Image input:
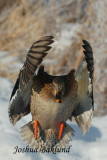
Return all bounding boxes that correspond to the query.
[0,51,23,73]
[0,77,107,160]
[0,51,10,58]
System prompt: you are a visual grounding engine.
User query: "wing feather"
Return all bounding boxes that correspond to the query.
[73,40,94,135]
[9,36,54,125]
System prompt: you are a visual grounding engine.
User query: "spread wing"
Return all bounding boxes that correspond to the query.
[8,36,54,125]
[73,40,94,135]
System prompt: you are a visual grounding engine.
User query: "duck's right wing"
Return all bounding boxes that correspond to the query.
[9,36,54,125]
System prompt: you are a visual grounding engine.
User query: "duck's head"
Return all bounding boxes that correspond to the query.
[52,77,65,103]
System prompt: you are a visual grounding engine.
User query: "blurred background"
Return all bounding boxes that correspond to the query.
[0,1,107,160]
[0,0,107,116]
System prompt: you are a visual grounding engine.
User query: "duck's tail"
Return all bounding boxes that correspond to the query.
[20,121,74,152]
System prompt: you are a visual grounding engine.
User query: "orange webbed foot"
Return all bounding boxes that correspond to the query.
[34,120,38,139]
[58,122,64,140]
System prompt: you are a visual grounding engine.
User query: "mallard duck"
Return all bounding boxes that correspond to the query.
[9,36,94,150]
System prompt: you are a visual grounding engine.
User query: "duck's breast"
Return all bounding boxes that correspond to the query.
[30,89,76,129]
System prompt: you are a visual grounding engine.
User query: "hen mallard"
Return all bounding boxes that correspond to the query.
[9,36,94,150]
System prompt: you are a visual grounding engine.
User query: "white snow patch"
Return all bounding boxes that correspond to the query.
[0,77,107,160]
[0,51,10,58]
[0,56,17,64]
[9,62,23,73]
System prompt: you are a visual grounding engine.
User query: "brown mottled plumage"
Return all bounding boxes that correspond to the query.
[9,36,94,150]
[30,70,77,130]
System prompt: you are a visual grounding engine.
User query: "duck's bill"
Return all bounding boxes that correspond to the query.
[56,91,63,103]
[56,99,63,103]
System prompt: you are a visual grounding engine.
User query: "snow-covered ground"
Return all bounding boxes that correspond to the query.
[0,77,107,160]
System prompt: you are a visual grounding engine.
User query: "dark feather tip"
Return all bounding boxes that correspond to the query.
[82,40,93,52]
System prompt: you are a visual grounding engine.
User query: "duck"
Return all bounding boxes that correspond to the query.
[8,36,94,150]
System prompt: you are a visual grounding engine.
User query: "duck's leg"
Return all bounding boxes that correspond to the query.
[34,120,38,139]
[58,122,64,140]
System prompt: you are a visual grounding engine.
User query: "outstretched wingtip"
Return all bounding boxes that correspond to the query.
[39,35,54,41]
[83,39,90,45]
[82,40,93,52]
[83,39,88,44]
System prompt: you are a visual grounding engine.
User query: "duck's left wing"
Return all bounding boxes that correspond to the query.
[73,40,94,135]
